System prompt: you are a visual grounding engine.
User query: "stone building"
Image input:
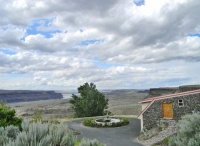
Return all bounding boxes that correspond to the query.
[138,86,200,131]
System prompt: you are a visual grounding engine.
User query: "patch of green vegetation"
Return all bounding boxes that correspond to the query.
[153,137,169,146]
[0,101,22,129]
[75,139,81,146]
[72,130,81,135]
[83,117,95,127]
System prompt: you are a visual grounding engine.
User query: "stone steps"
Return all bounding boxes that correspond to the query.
[140,120,177,146]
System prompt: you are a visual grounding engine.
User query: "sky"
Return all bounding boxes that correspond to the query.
[0,0,200,90]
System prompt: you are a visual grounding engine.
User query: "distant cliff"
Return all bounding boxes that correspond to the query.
[0,90,63,103]
[179,85,200,92]
[145,87,179,99]
[145,84,200,99]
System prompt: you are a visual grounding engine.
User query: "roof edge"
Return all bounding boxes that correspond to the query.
[137,89,200,118]
[139,89,200,103]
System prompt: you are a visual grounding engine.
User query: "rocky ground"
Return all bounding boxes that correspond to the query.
[138,120,177,146]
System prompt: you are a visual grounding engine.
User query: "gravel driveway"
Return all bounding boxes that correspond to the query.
[66,118,144,146]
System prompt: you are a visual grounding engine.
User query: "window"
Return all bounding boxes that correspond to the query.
[178,99,184,107]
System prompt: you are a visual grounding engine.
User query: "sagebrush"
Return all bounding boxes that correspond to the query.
[0,120,76,146]
[169,113,200,146]
[80,138,105,146]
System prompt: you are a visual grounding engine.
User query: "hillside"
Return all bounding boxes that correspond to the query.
[0,90,63,103]
[8,89,148,118]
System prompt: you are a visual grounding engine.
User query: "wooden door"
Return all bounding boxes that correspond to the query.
[162,103,173,118]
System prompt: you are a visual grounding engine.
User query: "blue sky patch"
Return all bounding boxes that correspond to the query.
[25,18,61,39]
[0,48,17,55]
[133,0,144,6]
[93,57,112,68]
[7,73,23,78]
[188,33,200,37]
[79,39,104,46]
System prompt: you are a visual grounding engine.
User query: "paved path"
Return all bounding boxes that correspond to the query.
[66,118,144,146]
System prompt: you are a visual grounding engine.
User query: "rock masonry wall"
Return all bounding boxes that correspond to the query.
[143,93,200,130]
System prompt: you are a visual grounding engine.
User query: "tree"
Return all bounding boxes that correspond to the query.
[69,83,108,117]
[0,101,22,128]
[169,113,200,146]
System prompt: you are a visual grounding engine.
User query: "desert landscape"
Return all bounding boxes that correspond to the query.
[8,89,148,119]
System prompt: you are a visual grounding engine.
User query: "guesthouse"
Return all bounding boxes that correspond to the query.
[138,88,200,131]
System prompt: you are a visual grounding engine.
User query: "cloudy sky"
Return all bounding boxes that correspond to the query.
[0,0,200,90]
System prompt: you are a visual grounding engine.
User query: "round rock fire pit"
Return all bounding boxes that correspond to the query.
[95,118,120,124]
[83,117,130,127]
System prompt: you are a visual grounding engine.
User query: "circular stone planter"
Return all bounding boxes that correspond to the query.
[95,118,120,124]
[83,117,129,128]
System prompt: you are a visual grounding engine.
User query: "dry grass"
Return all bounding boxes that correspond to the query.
[8,90,148,120]
[108,104,141,115]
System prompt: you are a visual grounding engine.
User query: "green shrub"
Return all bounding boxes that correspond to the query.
[0,125,20,145]
[83,118,94,127]
[124,119,130,124]
[162,137,169,145]
[80,138,105,146]
[6,125,20,140]
[169,113,200,146]
[83,118,95,127]
[0,102,22,128]
[75,139,82,146]
[31,108,42,122]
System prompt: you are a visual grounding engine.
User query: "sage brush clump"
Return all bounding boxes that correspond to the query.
[169,113,200,146]
[0,125,20,145]
[0,120,76,146]
[80,138,105,146]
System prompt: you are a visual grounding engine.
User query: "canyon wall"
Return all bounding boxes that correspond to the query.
[0,90,63,103]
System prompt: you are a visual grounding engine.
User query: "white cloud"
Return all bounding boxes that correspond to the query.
[0,0,199,89]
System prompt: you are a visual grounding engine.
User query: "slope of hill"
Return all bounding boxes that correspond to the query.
[8,89,148,118]
[0,90,63,103]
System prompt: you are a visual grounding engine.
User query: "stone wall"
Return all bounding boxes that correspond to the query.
[143,93,200,130]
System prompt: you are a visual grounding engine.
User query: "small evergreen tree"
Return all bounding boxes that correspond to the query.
[0,102,22,128]
[169,113,200,146]
[69,83,109,117]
